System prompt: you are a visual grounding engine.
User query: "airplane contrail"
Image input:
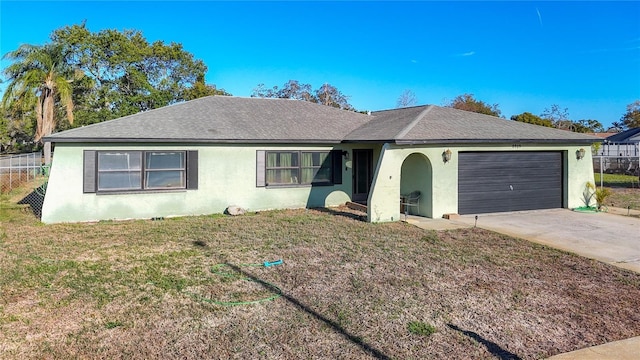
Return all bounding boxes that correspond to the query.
[536,7,543,27]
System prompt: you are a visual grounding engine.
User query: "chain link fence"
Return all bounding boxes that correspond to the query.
[593,155,640,188]
[1,152,48,218]
[0,152,46,193]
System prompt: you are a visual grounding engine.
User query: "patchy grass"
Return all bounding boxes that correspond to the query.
[591,173,640,211]
[1,185,640,359]
[594,172,639,188]
[606,188,640,211]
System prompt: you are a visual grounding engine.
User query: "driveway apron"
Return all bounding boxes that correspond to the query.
[455,209,640,273]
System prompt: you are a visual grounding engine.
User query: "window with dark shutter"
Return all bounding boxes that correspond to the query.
[260,150,336,187]
[84,150,198,193]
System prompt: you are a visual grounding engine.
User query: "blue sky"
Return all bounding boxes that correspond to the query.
[1,1,639,128]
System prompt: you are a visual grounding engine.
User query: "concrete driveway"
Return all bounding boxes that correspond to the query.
[453,209,640,273]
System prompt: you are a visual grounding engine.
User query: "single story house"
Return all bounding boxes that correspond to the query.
[599,127,640,157]
[42,96,597,224]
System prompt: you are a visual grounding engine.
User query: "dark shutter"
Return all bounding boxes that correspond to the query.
[186,150,198,189]
[256,150,266,187]
[332,150,342,185]
[83,150,96,193]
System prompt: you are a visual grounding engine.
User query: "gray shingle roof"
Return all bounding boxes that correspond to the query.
[346,105,598,144]
[46,96,598,144]
[605,127,640,143]
[46,96,371,143]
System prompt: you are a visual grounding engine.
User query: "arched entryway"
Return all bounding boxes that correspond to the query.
[400,152,433,218]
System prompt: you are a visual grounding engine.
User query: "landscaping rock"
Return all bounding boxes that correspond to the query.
[226,205,246,216]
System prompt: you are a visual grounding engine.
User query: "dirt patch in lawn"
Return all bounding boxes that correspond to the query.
[607,187,640,211]
[1,198,640,359]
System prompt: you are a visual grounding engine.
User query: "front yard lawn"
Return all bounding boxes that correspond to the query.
[593,173,640,210]
[1,188,640,359]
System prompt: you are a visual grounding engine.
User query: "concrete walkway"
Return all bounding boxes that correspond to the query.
[405,208,640,359]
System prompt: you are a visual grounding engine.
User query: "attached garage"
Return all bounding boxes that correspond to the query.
[458,151,564,214]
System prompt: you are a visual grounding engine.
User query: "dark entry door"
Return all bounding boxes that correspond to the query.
[352,149,373,203]
[458,151,563,214]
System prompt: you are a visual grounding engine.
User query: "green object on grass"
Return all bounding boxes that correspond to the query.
[573,206,599,213]
[186,262,283,306]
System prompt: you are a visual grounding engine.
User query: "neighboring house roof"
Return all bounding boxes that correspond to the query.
[605,127,640,143]
[586,132,618,139]
[46,96,598,144]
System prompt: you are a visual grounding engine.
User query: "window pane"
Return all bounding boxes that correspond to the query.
[314,167,332,183]
[301,152,332,184]
[98,152,141,171]
[146,152,184,170]
[146,171,185,188]
[266,169,300,185]
[98,171,141,190]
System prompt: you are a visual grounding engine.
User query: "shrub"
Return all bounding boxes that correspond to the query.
[595,187,613,209]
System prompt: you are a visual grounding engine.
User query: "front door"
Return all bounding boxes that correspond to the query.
[352,149,373,203]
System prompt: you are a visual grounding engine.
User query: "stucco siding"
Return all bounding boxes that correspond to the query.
[42,143,353,223]
[367,143,595,222]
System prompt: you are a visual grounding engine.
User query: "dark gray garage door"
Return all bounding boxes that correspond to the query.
[458,151,563,214]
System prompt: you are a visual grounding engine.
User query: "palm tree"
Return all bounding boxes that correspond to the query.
[2,43,76,164]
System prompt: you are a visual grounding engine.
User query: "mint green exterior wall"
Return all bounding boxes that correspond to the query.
[42,143,357,223]
[42,142,594,224]
[367,143,595,222]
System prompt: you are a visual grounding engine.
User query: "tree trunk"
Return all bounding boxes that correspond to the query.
[44,141,52,165]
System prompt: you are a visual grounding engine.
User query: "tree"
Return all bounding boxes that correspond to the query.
[620,100,640,129]
[510,112,553,127]
[540,104,571,130]
[445,93,502,117]
[573,119,604,133]
[183,74,230,101]
[2,43,77,163]
[396,89,417,108]
[51,24,219,121]
[252,80,314,102]
[252,80,355,111]
[316,83,353,110]
[608,121,624,133]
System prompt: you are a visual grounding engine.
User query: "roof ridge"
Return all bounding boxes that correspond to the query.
[394,105,434,140]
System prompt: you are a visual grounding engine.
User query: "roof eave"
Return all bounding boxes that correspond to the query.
[394,138,598,145]
[44,137,344,144]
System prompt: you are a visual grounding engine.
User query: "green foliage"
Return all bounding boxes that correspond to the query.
[510,112,553,127]
[594,173,639,187]
[51,24,213,120]
[2,43,76,145]
[594,187,612,209]
[572,119,604,133]
[520,105,603,133]
[1,23,227,148]
[407,321,437,336]
[591,142,601,155]
[621,100,640,129]
[582,182,596,208]
[445,93,502,117]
